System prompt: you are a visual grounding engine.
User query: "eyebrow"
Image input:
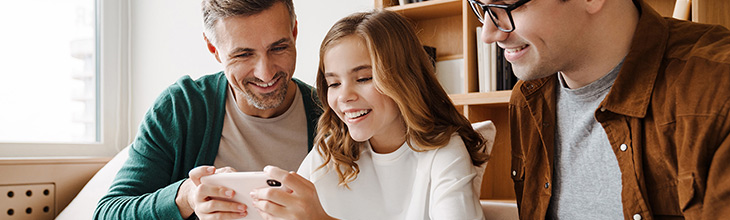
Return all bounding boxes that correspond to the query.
[269,38,290,48]
[227,38,291,58]
[324,65,372,78]
[350,65,372,73]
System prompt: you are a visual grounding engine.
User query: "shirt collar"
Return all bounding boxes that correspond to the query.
[518,0,668,118]
[600,0,668,118]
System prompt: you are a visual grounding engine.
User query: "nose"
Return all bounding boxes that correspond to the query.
[253,55,276,82]
[480,20,509,44]
[337,82,358,103]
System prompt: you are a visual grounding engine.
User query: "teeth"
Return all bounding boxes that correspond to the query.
[254,79,276,88]
[345,110,369,119]
[505,45,527,53]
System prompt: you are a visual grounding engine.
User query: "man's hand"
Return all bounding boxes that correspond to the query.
[176,166,247,219]
[250,165,337,220]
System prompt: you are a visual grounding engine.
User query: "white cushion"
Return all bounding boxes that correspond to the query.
[481,199,519,220]
[56,147,129,219]
[471,120,496,195]
[471,121,519,220]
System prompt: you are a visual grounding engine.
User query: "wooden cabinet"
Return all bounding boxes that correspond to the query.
[692,0,730,27]
[374,0,730,201]
[645,0,729,28]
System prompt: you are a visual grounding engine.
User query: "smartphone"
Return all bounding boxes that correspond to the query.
[199,171,282,220]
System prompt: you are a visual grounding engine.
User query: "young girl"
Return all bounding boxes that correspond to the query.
[251,10,488,220]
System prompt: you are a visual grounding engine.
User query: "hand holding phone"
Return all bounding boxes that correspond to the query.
[200,172,283,220]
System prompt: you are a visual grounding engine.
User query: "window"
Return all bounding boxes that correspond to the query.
[0,0,129,157]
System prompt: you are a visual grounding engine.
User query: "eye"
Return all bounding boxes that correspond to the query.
[356,77,372,83]
[271,45,288,52]
[235,52,253,58]
[327,82,341,88]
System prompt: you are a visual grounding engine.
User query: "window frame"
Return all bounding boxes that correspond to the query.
[0,0,130,157]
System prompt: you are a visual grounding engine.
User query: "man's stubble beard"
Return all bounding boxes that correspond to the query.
[239,71,290,110]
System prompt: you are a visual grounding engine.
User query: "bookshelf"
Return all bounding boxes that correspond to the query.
[375,0,730,201]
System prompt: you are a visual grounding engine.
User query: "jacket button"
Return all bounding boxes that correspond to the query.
[544,182,550,189]
[633,214,642,220]
[512,170,517,177]
[600,107,606,112]
[620,144,628,151]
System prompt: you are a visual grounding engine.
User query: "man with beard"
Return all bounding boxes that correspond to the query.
[95,0,322,219]
[471,0,730,219]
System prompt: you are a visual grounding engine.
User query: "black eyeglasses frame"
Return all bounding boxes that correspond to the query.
[468,0,532,33]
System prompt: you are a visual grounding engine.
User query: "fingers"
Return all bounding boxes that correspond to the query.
[263,165,310,193]
[250,187,290,206]
[253,166,331,220]
[251,194,287,220]
[250,185,329,220]
[188,166,216,185]
[195,183,236,202]
[196,199,248,217]
[195,200,248,220]
[188,166,236,186]
[193,183,248,218]
[199,211,248,220]
[215,166,237,174]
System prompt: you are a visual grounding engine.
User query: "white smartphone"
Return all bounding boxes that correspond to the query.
[199,171,282,220]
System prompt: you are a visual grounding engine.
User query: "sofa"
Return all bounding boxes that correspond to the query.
[56,121,518,219]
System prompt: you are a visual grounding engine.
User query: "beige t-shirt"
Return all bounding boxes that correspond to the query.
[214,84,308,172]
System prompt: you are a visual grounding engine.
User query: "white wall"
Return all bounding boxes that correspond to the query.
[128,0,373,142]
[293,0,374,84]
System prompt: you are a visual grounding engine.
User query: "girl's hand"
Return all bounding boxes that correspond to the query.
[250,165,337,220]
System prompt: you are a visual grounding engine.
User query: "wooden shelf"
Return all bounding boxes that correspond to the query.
[384,0,461,20]
[449,90,511,106]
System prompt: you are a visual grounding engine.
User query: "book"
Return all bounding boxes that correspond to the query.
[435,58,465,94]
[496,47,504,90]
[498,47,517,90]
[476,27,493,92]
[489,43,498,91]
[672,0,691,20]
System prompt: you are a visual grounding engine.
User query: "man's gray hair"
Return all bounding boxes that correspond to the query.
[202,0,296,46]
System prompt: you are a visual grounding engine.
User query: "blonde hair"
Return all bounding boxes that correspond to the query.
[315,10,489,187]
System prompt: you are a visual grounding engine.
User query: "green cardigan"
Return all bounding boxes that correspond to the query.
[94,72,321,220]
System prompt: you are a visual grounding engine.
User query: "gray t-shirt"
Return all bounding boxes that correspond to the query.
[550,61,624,219]
[214,85,308,172]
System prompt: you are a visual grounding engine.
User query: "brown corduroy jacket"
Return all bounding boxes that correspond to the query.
[508,1,730,219]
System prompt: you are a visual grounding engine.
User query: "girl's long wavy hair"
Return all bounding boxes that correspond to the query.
[314,10,489,187]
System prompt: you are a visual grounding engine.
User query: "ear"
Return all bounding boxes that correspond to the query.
[292,20,298,41]
[585,0,607,14]
[204,33,222,63]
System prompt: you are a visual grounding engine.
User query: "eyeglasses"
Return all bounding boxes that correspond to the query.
[468,0,531,33]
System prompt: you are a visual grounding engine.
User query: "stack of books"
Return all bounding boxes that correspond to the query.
[476,27,517,92]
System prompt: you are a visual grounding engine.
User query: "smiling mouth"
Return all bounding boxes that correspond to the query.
[252,78,279,88]
[504,45,528,53]
[345,109,371,119]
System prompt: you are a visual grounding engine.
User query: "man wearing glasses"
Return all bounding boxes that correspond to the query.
[471,0,730,219]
